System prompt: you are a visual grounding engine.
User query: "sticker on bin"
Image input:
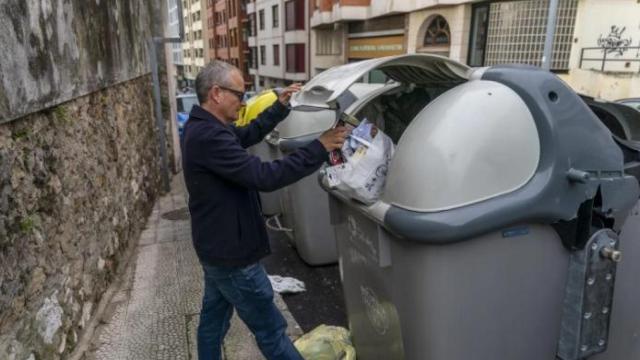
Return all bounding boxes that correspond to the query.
[502,226,530,238]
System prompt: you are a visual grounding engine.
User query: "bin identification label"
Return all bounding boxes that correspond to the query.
[502,226,530,238]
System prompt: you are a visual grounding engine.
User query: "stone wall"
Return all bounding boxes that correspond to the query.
[0,0,156,123]
[0,75,166,359]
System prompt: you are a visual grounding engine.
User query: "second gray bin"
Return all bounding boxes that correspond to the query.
[268,108,337,265]
[248,140,283,216]
[267,84,384,265]
[320,62,640,360]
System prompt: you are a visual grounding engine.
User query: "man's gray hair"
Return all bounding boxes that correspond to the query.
[195,60,238,104]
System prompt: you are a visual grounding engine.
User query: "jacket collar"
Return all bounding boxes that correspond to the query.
[190,105,227,127]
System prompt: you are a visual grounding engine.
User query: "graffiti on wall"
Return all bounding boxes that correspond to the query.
[597,25,633,56]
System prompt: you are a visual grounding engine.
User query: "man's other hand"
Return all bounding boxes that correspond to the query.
[319,127,348,152]
[278,83,302,106]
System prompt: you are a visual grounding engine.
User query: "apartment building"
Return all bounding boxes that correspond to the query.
[182,0,209,85]
[310,0,640,100]
[167,0,185,81]
[206,0,253,87]
[310,0,411,79]
[247,0,309,91]
[406,0,640,99]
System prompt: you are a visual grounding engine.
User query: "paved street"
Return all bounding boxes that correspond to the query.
[82,177,304,360]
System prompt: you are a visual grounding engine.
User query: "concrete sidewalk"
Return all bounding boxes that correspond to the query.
[82,176,303,359]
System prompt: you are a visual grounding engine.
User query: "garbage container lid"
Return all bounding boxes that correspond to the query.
[291,54,470,109]
[382,80,540,212]
[276,108,336,140]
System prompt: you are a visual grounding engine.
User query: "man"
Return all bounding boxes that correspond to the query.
[181,60,347,360]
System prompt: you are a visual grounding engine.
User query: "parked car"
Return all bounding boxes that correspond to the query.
[176,93,198,138]
[616,97,640,111]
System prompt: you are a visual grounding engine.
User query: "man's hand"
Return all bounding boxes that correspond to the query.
[278,83,303,106]
[318,127,348,152]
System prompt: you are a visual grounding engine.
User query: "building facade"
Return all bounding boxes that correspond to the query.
[562,0,640,99]
[405,0,579,70]
[206,0,253,87]
[168,0,185,72]
[310,0,412,79]
[182,0,209,86]
[247,0,310,90]
[310,0,640,100]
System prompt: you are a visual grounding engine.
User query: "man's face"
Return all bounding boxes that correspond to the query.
[216,70,246,123]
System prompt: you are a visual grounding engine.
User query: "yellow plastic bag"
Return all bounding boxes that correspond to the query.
[294,325,356,360]
[235,89,278,127]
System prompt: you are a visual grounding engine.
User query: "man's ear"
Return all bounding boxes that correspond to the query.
[209,86,220,104]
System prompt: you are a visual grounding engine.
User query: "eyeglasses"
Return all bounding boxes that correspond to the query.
[217,85,245,102]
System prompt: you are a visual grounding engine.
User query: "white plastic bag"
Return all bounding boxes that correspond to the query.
[325,129,395,204]
[342,130,394,203]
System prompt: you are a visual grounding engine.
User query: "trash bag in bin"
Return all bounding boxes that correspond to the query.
[323,119,395,204]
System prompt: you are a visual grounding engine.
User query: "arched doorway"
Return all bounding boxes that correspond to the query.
[416,15,451,57]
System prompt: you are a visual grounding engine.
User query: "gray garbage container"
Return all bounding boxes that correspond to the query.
[247,140,283,216]
[265,84,384,265]
[581,97,640,360]
[320,65,640,360]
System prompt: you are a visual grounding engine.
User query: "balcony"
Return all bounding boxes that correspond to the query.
[311,0,417,28]
[311,6,367,28]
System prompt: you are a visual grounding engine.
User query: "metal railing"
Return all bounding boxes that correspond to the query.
[579,46,640,72]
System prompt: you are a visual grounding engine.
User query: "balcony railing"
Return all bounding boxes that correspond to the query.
[579,46,640,73]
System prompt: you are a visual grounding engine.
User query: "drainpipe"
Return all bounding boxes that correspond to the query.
[541,0,559,70]
[148,0,185,193]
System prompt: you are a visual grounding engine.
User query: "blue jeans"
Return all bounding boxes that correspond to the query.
[197,262,304,360]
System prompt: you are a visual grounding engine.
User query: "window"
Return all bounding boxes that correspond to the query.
[285,0,304,31]
[272,5,279,28]
[286,43,305,73]
[249,47,258,68]
[423,16,450,47]
[273,44,280,66]
[417,15,450,57]
[315,29,341,55]
[468,4,489,66]
[242,27,248,42]
[229,0,236,17]
[260,45,266,65]
[482,0,578,70]
[249,13,257,36]
[259,9,265,30]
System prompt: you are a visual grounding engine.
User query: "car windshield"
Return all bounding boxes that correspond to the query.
[178,95,199,113]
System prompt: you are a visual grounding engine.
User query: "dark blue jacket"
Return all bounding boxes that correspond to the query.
[182,102,328,267]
